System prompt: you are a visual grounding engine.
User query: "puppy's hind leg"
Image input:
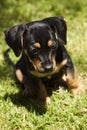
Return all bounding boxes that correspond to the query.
[15,68,33,96]
[66,72,86,95]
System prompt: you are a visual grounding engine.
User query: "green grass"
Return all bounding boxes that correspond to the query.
[0,0,87,129]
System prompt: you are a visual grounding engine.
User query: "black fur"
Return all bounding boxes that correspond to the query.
[4,16,84,104]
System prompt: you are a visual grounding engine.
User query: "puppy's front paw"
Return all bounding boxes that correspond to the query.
[37,96,51,105]
[46,97,51,105]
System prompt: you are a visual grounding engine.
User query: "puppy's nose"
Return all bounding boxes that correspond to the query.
[42,63,53,72]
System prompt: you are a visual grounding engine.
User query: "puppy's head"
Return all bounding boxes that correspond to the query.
[23,22,59,72]
[4,16,67,73]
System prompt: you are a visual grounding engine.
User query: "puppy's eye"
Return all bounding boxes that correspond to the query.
[51,42,58,50]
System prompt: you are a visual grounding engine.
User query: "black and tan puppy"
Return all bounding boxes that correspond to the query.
[4,16,85,104]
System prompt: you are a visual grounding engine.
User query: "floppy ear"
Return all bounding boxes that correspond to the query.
[43,16,67,44]
[4,24,26,56]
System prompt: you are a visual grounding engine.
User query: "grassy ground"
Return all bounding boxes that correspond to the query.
[0,0,87,130]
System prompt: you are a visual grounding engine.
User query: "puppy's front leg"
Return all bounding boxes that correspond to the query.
[37,79,51,105]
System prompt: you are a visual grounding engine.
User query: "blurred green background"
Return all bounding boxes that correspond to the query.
[0,0,87,27]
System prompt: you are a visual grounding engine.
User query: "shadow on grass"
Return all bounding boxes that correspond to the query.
[4,90,47,115]
[3,79,67,115]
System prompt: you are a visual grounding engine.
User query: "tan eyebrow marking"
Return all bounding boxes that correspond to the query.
[34,42,41,48]
[48,40,53,47]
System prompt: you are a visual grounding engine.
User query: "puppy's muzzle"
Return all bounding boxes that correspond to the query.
[30,59,67,78]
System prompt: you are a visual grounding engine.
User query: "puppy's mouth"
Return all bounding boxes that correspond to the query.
[30,56,56,74]
[30,59,67,78]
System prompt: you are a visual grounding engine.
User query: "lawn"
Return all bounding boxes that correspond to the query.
[0,0,87,130]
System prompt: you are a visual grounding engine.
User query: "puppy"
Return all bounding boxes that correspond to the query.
[4,16,85,104]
